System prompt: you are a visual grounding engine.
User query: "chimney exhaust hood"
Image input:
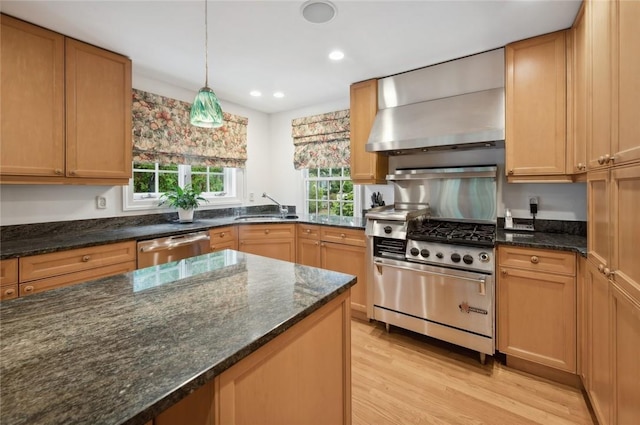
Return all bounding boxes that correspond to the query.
[365,49,505,155]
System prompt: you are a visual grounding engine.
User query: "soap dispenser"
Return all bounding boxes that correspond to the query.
[504,209,513,229]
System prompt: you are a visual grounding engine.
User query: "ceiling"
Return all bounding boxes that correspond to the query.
[2,1,581,114]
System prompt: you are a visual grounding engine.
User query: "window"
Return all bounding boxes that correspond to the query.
[305,167,354,217]
[124,162,243,210]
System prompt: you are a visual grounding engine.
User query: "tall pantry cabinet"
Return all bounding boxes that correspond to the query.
[582,1,640,424]
[0,14,132,185]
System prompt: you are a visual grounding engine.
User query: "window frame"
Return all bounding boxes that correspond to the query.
[123,163,244,211]
[303,167,358,218]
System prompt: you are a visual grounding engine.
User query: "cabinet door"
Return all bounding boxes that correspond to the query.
[349,79,388,184]
[0,15,65,177]
[587,169,610,269]
[615,0,640,165]
[570,2,589,174]
[497,267,576,372]
[297,238,321,268]
[321,241,366,316]
[65,38,132,180]
[239,239,295,263]
[210,226,238,252]
[610,164,640,297]
[585,259,612,425]
[588,0,614,169]
[154,381,214,425]
[506,31,567,176]
[577,256,588,382]
[611,283,640,425]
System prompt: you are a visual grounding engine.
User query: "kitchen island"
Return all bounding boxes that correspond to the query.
[0,250,355,425]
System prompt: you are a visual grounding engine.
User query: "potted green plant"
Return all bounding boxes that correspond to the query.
[159,184,207,223]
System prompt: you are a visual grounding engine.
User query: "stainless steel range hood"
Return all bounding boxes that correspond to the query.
[365,49,505,155]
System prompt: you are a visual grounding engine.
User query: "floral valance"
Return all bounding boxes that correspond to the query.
[292,109,350,170]
[132,89,248,168]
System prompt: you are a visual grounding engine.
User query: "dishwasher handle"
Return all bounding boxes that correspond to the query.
[139,233,210,253]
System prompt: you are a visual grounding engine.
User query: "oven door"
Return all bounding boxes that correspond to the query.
[372,257,494,338]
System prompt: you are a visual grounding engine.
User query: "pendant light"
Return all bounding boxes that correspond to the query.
[190,0,224,128]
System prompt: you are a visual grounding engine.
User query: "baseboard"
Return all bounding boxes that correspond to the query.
[506,355,583,389]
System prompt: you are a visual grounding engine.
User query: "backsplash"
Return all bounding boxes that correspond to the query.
[497,217,586,236]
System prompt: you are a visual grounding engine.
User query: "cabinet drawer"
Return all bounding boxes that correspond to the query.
[298,224,320,240]
[238,223,295,240]
[1,284,19,301]
[211,240,238,253]
[320,227,365,247]
[19,260,136,297]
[498,246,576,276]
[210,226,237,245]
[1,258,19,286]
[20,241,137,282]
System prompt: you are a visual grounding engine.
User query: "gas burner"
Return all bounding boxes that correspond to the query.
[407,219,496,247]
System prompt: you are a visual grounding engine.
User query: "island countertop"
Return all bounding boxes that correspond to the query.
[0,250,356,425]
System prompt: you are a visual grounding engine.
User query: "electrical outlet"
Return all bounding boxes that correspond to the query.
[96,196,107,209]
[529,196,538,215]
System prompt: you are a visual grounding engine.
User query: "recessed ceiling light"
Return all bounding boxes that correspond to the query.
[300,0,337,24]
[329,50,344,61]
[273,92,285,98]
[250,90,262,97]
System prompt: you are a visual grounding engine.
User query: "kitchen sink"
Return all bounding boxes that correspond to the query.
[234,214,299,222]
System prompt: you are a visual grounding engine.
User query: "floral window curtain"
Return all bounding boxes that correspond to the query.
[132,89,248,168]
[292,109,350,170]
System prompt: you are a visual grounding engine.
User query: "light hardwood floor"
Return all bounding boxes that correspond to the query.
[351,319,595,425]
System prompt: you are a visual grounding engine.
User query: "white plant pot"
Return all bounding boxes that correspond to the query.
[178,208,195,223]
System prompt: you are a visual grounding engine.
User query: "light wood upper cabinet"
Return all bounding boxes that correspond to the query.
[614,0,640,166]
[506,31,568,179]
[498,246,576,373]
[65,38,132,180]
[1,15,65,177]
[569,2,589,174]
[0,14,132,185]
[349,79,388,185]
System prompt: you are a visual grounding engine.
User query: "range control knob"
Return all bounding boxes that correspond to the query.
[420,249,430,258]
[451,253,461,263]
[463,254,474,265]
[479,252,490,262]
[410,247,420,256]
[436,252,444,259]
[384,226,392,234]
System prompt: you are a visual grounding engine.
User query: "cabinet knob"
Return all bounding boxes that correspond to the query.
[54,168,63,175]
[24,286,34,293]
[306,229,311,233]
[508,169,514,175]
[82,255,91,262]
[604,268,615,277]
[340,233,346,238]
[315,241,319,246]
[220,232,225,237]
[501,269,507,275]
[530,255,539,264]
[577,163,584,171]
[265,229,270,234]
[605,154,614,164]
[5,288,15,296]
[69,170,76,176]
[598,156,605,165]
[598,264,605,272]
[320,242,325,247]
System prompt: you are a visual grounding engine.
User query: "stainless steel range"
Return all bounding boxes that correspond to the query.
[365,165,498,363]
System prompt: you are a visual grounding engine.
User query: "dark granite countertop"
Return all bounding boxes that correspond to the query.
[0,214,366,260]
[496,229,587,257]
[0,250,356,425]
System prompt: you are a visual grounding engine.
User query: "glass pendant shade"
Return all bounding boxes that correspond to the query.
[190,86,224,128]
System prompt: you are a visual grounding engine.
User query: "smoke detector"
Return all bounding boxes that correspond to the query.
[301,0,337,24]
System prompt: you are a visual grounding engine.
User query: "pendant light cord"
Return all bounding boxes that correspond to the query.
[204,0,209,87]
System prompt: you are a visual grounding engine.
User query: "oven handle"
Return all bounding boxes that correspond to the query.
[373,258,487,295]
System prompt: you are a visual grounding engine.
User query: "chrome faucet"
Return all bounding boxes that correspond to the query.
[262,192,289,217]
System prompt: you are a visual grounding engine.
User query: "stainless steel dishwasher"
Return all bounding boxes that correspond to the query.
[137,231,210,268]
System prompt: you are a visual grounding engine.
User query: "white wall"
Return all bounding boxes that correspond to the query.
[0,76,273,225]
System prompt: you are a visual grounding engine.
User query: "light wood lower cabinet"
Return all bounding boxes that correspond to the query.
[154,291,351,425]
[17,241,137,296]
[0,258,19,301]
[238,224,296,262]
[498,246,577,372]
[209,226,238,252]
